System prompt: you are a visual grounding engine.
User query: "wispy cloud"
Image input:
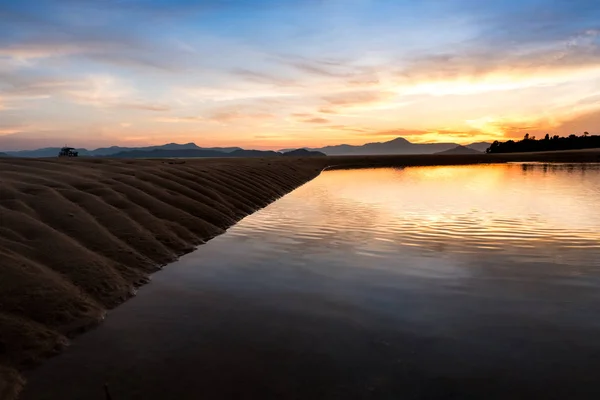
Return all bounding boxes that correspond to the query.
[0,122,33,136]
[10,74,171,110]
[155,116,204,123]
[321,90,397,110]
[207,107,276,123]
[396,30,600,90]
[230,68,299,87]
[302,117,329,124]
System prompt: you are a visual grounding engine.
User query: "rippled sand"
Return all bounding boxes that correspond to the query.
[0,157,322,398]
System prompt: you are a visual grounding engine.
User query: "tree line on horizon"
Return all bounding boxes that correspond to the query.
[486,132,600,153]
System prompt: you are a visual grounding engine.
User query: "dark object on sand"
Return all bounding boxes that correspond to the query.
[58,147,79,157]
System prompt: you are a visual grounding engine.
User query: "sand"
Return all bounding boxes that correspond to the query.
[1,149,599,399]
[0,157,323,398]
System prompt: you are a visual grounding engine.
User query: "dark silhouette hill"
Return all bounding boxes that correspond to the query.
[466,142,492,152]
[280,137,490,156]
[3,143,242,158]
[487,133,600,153]
[4,147,90,158]
[282,149,326,157]
[90,143,241,156]
[4,138,492,158]
[109,148,283,158]
[436,145,482,155]
[0,152,10,157]
[228,149,281,157]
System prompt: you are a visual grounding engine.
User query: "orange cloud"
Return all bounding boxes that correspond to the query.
[207,109,275,123]
[318,108,337,114]
[120,103,170,111]
[321,125,369,133]
[302,117,329,123]
[397,30,600,85]
[0,43,82,60]
[0,125,30,136]
[321,90,396,110]
[155,116,204,123]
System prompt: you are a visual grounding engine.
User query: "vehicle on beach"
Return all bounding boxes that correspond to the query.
[58,147,79,157]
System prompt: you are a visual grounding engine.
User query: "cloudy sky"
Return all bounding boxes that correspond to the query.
[1,0,600,150]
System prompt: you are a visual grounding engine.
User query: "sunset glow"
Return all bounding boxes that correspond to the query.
[2,0,600,150]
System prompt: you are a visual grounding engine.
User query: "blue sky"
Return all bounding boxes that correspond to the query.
[1,0,600,150]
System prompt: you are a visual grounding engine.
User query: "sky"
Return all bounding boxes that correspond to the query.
[1,0,600,150]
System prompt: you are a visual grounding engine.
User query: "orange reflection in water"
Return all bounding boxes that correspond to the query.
[315,164,600,231]
[239,164,600,265]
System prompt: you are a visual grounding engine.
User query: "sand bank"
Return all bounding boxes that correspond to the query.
[0,157,323,398]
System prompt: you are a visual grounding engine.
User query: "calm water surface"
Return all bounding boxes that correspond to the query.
[24,164,600,399]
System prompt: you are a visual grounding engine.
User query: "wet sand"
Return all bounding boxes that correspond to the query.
[0,157,322,398]
[1,149,599,398]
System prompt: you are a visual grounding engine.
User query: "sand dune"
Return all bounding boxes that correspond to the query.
[0,157,323,398]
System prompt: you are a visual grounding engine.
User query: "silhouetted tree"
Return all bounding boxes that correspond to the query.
[486,132,600,154]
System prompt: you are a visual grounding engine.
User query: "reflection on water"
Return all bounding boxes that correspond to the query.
[24,164,600,399]
[239,165,600,263]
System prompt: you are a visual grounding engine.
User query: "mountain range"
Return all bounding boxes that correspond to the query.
[435,145,483,155]
[109,148,285,158]
[279,138,490,156]
[2,138,491,158]
[2,143,242,158]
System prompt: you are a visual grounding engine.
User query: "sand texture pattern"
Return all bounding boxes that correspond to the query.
[0,157,322,398]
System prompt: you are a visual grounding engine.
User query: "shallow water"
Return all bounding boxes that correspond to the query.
[24,164,600,399]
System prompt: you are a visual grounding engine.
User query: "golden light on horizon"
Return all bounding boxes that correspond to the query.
[2,1,600,151]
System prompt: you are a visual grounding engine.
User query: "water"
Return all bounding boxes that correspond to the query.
[24,164,600,399]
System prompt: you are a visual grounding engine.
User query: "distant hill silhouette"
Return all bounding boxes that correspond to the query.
[109,148,284,158]
[90,143,241,156]
[0,152,10,157]
[3,143,241,158]
[466,142,492,152]
[282,149,326,157]
[280,137,491,156]
[435,145,482,155]
[4,147,90,158]
[3,137,492,158]
[228,149,281,157]
[487,133,600,153]
[109,148,325,159]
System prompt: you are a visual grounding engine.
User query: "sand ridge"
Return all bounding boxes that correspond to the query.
[0,157,323,398]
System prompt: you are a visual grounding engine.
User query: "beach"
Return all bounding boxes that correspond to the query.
[1,150,599,399]
[0,156,324,398]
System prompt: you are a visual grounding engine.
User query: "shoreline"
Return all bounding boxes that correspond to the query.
[1,149,599,399]
[0,157,323,399]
